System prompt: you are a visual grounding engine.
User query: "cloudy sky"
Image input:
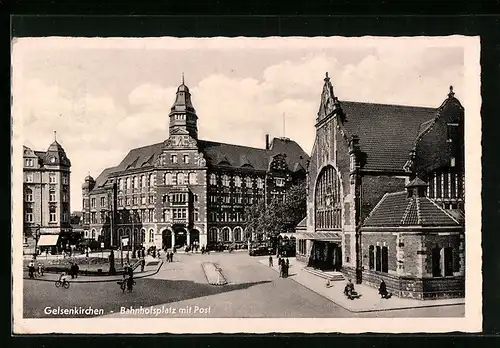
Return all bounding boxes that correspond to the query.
[12,37,466,211]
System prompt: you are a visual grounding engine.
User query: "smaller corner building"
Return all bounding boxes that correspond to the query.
[296,72,465,299]
[23,135,72,253]
[81,80,309,250]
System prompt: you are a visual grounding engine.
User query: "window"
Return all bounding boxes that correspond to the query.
[165,172,173,185]
[133,197,138,205]
[149,229,155,243]
[149,195,155,204]
[381,246,388,273]
[189,172,197,185]
[49,206,57,222]
[177,173,184,185]
[148,173,154,187]
[234,176,241,187]
[62,174,68,184]
[91,230,96,239]
[118,198,123,207]
[210,174,217,185]
[315,165,342,229]
[193,194,198,202]
[49,172,56,183]
[369,245,374,270]
[126,197,131,206]
[62,193,68,202]
[141,175,146,188]
[149,209,154,222]
[194,208,199,221]
[25,158,34,167]
[25,206,33,222]
[275,178,285,187]
[222,227,230,241]
[375,246,381,272]
[184,155,190,164]
[447,123,459,142]
[234,227,242,241]
[209,228,218,242]
[119,179,124,191]
[141,196,146,205]
[126,177,131,190]
[49,190,56,202]
[133,176,138,190]
[257,177,264,189]
[245,177,252,187]
[91,198,96,208]
[171,155,178,164]
[100,197,105,207]
[222,175,230,186]
[25,188,33,202]
[432,246,454,277]
[26,172,34,183]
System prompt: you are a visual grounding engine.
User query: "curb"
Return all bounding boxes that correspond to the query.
[201,262,228,286]
[258,260,464,313]
[23,261,164,284]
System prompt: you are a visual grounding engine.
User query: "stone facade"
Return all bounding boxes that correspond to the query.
[82,80,309,251]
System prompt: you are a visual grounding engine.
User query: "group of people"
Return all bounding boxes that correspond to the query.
[165,251,175,262]
[27,260,45,278]
[121,261,136,292]
[69,262,80,279]
[277,257,290,278]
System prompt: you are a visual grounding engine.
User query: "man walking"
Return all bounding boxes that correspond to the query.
[268,255,273,268]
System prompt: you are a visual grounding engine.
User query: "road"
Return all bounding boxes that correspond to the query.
[23,252,464,318]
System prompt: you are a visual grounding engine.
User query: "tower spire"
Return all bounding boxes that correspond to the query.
[54,130,57,142]
[182,72,185,85]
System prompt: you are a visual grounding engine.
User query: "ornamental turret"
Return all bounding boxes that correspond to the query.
[169,74,198,139]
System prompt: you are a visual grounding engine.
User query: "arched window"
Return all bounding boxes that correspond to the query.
[209,227,218,243]
[222,175,230,186]
[165,172,173,185]
[257,177,264,189]
[141,175,146,188]
[177,173,184,185]
[133,176,138,189]
[245,177,252,187]
[222,227,230,241]
[148,173,154,187]
[126,177,131,189]
[234,176,241,187]
[233,226,242,241]
[189,172,197,185]
[315,165,342,229]
[149,229,154,243]
[119,178,123,191]
[91,229,96,239]
[210,174,217,185]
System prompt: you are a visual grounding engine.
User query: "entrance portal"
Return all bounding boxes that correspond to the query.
[174,228,187,247]
[190,230,200,244]
[162,230,172,250]
[309,241,341,271]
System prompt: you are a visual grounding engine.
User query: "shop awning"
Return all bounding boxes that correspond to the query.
[38,234,59,246]
[296,232,341,242]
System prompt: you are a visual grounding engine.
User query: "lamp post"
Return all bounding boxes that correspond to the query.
[33,223,41,259]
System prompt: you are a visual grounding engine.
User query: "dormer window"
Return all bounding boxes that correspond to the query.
[183,155,190,164]
[275,178,285,187]
[222,175,230,187]
[49,172,56,183]
[24,158,34,167]
[171,155,178,164]
[210,174,217,186]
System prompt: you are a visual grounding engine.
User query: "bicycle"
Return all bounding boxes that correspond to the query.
[117,279,126,293]
[55,279,70,289]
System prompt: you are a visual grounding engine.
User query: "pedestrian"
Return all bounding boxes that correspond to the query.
[38,263,44,276]
[128,264,134,277]
[285,258,290,277]
[379,279,390,299]
[74,263,79,278]
[140,258,145,272]
[278,258,283,277]
[268,255,273,267]
[126,275,135,292]
[70,263,76,279]
[170,252,174,262]
[28,261,35,278]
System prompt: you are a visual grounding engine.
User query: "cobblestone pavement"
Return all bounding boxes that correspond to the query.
[23,252,464,318]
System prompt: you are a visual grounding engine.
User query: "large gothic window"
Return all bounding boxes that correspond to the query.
[315,165,342,229]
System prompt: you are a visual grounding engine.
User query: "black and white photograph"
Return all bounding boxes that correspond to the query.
[11,36,481,333]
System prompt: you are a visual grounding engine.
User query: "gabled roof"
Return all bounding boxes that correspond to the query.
[362,191,461,228]
[94,166,118,189]
[340,101,437,172]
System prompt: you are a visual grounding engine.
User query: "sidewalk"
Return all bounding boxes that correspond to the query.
[258,258,464,313]
[24,257,163,283]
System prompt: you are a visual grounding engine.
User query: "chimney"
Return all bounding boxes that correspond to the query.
[265,134,270,150]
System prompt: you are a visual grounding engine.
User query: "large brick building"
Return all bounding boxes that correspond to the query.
[23,136,72,254]
[296,73,465,299]
[82,80,309,250]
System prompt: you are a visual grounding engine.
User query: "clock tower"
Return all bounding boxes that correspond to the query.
[169,75,198,140]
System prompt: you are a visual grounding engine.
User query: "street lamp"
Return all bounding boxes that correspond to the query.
[32,224,41,259]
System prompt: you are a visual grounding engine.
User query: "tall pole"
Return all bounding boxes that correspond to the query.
[131,211,135,258]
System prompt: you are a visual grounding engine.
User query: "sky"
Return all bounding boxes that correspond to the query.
[12,37,466,212]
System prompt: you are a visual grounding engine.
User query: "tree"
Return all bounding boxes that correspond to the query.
[244,180,307,243]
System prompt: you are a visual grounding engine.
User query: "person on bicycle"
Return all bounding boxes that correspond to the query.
[59,272,69,284]
[126,275,135,292]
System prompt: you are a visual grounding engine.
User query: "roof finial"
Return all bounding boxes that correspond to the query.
[448,85,455,98]
[324,72,330,82]
[54,130,57,142]
[182,72,185,85]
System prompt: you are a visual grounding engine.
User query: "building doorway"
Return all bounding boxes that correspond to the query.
[308,241,341,271]
[174,227,187,248]
[190,229,200,245]
[162,229,172,250]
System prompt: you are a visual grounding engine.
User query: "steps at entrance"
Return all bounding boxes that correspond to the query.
[304,267,345,281]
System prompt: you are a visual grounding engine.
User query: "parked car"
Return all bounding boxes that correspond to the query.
[249,245,273,256]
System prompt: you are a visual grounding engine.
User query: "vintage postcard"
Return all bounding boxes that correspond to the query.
[12,36,482,334]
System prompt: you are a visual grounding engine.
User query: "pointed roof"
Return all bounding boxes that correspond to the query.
[406,177,428,188]
[362,191,461,228]
[171,79,196,113]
